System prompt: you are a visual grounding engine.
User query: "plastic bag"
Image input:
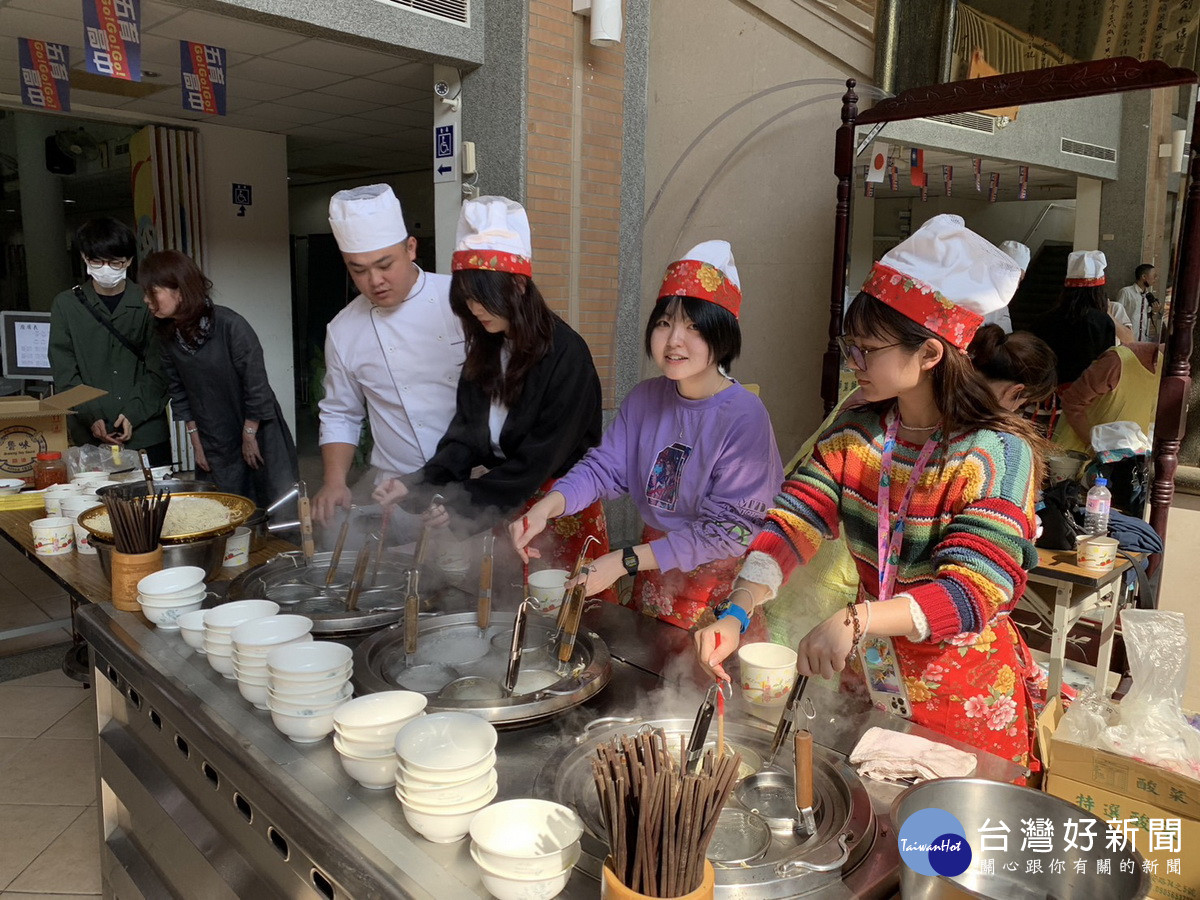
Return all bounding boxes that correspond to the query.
[66,444,135,477]
[1089,421,1151,458]
[1061,610,1200,778]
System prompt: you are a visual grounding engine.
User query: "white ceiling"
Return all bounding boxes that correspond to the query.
[0,0,434,185]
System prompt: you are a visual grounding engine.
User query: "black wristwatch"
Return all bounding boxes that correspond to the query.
[620,546,639,577]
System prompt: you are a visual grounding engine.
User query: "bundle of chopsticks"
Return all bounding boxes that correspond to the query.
[103,490,170,554]
[592,730,740,897]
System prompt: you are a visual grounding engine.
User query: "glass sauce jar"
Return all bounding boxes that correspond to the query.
[33,451,69,489]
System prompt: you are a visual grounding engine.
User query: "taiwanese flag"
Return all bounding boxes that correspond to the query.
[909,148,925,186]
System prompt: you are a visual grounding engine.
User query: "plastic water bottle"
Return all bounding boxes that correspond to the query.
[1084,478,1112,537]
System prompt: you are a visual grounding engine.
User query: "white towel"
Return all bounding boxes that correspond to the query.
[849,726,978,783]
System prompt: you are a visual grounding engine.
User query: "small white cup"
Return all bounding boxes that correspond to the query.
[527,568,569,614]
[737,642,798,707]
[223,526,252,567]
[1077,535,1119,572]
[72,520,96,555]
[43,484,78,516]
[31,516,75,556]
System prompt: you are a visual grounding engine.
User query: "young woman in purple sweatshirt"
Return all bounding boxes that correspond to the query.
[511,241,783,630]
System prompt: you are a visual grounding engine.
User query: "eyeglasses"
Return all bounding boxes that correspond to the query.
[836,335,903,370]
[84,257,131,270]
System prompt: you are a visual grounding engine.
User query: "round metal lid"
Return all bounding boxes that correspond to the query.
[353,611,612,728]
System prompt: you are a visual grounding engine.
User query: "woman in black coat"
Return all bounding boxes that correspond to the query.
[141,250,298,508]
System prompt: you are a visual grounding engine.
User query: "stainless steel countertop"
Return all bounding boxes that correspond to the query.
[77,597,1021,898]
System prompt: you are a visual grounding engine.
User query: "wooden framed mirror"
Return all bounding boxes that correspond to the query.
[824,57,1199,575]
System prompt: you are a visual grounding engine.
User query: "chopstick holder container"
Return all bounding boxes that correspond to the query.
[111,545,163,612]
[601,857,715,900]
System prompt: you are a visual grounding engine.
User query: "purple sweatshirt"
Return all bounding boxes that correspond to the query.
[554,377,784,573]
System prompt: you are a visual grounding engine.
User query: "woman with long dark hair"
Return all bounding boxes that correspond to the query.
[511,241,783,631]
[696,215,1045,772]
[141,250,298,506]
[1033,251,1120,385]
[374,197,609,570]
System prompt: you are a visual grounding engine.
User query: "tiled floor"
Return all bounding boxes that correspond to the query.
[0,541,73,659]
[0,667,100,899]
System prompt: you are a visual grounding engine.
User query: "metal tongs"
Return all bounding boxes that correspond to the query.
[139,449,154,486]
[344,536,375,612]
[413,492,446,571]
[684,681,733,774]
[503,598,535,695]
[766,675,814,767]
[553,534,601,675]
[325,505,355,587]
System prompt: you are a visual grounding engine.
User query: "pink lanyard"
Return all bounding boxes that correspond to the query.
[876,411,940,603]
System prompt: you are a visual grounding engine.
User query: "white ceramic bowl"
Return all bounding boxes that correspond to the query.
[469,841,579,899]
[399,783,498,843]
[204,635,234,654]
[207,651,237,678]
[399,768,497,806]
[234,633,314,663]
[469,799,585,877]
[204,600,280,632]
[335,746,399,789]
[0,478,24,494]
[267,665,354,693]
[137,589,206,608]
[231,614,314,651]
[234,668,269,686]
[178,609,207,651]
[269,705,338,743]
[237,679,270,709]
[333,730,396,759]
[138,585,206,604]
[334,691,428,737]
[268,683,352,714]
[139,598,204,630]
[396,751,498,786]
[137,566,206,598]
[394,712,498,774]
[266,641,353,677]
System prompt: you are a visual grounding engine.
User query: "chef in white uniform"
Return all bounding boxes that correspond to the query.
[315,184,465,525]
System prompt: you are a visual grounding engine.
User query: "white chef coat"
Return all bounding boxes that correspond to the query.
[1115,284,1153,341]
[319,269,465,478]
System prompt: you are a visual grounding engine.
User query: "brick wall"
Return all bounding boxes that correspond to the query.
[526,2,626,407]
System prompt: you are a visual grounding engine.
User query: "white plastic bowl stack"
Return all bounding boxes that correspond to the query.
[265,642,354,743]
[394,712,499,843]
[230,615,315,709]
[468,799,584,900]
[202,599,280,679]
[331,691,428,789]
[136,566,208,630]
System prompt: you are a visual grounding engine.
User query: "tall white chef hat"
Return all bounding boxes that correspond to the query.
[658,240,742,318]
[328,184,409,254]
[862,213,1021,351]
[999,240,1031,273]
[1065,250,1106,287]
[451,196,533,276]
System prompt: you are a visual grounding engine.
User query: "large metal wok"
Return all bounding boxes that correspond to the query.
[354,611,612,728]
[536,716,879,898]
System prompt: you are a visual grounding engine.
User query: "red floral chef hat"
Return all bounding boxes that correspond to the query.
[862,214,1021,352]
[658,240,742,318]
[451,196,533,276]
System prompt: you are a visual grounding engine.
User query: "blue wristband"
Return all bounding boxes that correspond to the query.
[715,601,751,634]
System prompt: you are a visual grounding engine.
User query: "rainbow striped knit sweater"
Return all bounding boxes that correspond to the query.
[750,408,1038,642]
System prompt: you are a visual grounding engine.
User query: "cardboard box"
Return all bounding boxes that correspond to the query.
[0,386,105,483]
[1040,698,1200,899]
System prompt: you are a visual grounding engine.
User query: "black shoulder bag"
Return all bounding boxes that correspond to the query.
[72,285,145,364]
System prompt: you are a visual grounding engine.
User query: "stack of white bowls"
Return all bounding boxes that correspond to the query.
[394,712,499,843]
[230,615,314,709]
[177,609,207,653]
[203,599,280,678]
[468,800,583,900]
[332,691,427,789]
[265,642,353,743]
[136,566,207,630]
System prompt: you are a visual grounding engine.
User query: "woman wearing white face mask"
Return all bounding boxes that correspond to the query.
[49,218,171,463]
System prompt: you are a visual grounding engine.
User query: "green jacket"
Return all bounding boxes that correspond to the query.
[48,281,170,449]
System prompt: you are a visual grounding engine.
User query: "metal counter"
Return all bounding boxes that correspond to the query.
[77,598,1021,899]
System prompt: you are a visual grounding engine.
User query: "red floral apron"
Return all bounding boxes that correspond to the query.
[621,525,767,638]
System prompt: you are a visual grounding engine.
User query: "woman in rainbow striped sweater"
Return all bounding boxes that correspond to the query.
[696,214,1046,771]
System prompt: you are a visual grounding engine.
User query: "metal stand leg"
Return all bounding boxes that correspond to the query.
[1093,582,1122,698]
[1047,583,1072,704]
[61,595,91,686]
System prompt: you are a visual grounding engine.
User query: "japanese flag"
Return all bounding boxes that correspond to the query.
[867,143,888,183]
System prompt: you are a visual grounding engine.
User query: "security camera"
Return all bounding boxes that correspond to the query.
[434,81,451,98]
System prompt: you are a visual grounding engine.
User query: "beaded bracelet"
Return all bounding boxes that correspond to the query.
[844,601,863,665]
